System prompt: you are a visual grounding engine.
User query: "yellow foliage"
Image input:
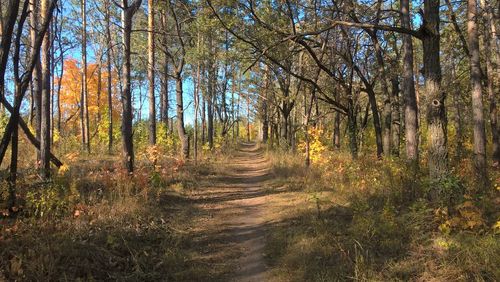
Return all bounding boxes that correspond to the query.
[298,127,326,165]
[493,220,500,233]
[58,164,70,175]
[437,200,486,234]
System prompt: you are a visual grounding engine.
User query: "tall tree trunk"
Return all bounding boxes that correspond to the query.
[30,0,42,162]
[193,32,201,161]
[247,93,251,142]
[479,0,500,167]
[401,0,418,164]
[261,65,269,143]
[8,123,18,209]
[175,73,189,158]
[207,61,215,148]
[334,111,341,149]
[194,62,201,162]
[391,77,401,156]
[202,94,206,144]
[423,0,447,180]
[56,3,63,134]
[467,0,488,186]
[81,0,90,153]
[372,34,392,156]
[50,19,55,145]
[105,0,113,153]
[148,0,156,145]
[97,59,102,126]
[347,103,358,159]
[160,11,169,134]
[41,0,51,178]
[121,0,142,172]
[366,88,383,158]
[450,59,464,162]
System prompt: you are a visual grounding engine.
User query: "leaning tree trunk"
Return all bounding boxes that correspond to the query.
[467,0,488,187]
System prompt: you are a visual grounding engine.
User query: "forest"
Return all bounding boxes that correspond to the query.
[0,0,499,280]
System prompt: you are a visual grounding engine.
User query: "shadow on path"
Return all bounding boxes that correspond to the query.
[190,142,273,281]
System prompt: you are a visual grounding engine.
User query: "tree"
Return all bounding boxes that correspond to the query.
[105,0,114,153]
[467,0,487,186]
[29,0,42,163]
[401,0,418,164]
[81,0,90,153]
[164,0,189,159]
[148,0,156,145]
[120,0,142,172]
[41,0,52,178]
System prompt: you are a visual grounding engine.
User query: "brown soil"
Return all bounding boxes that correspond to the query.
[190,142,273,281]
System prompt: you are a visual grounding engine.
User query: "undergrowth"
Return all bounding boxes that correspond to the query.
[0,146,226,281]
[265,148,500,281]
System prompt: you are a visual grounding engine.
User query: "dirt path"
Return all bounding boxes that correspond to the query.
[191,142,273,281]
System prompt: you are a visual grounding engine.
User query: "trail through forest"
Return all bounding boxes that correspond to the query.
[191,142,273,281]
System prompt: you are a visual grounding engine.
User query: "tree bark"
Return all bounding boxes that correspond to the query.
[391,77,401,156]
[467,0,488,186]
[423,0,447,180]
[105,0,113,153]
[194,63,201,162]
[207,59,215,148]
[81,0,90,153]
[347,103,358,159]
[479,0,500,167]
[121,0,142,173]
[41,0,52,179]
[30,0,42,162]
[175,73,189,158]
[160,11,169,134]
[202,94,206,144]
[148,0,156,145]
[261,65,269,143]
[401,0,419,164]
[334,111,341,149]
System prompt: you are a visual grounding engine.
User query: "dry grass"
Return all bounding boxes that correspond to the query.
[0,147,231,281]
[263,149,500,281]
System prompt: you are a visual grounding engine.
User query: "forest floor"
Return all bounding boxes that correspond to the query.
[0,142,323,281]
[1,142,498,281]
[189,142,273,281]
[187,142,321,281]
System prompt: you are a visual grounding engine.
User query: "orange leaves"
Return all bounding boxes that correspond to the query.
[57,58,120,134]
